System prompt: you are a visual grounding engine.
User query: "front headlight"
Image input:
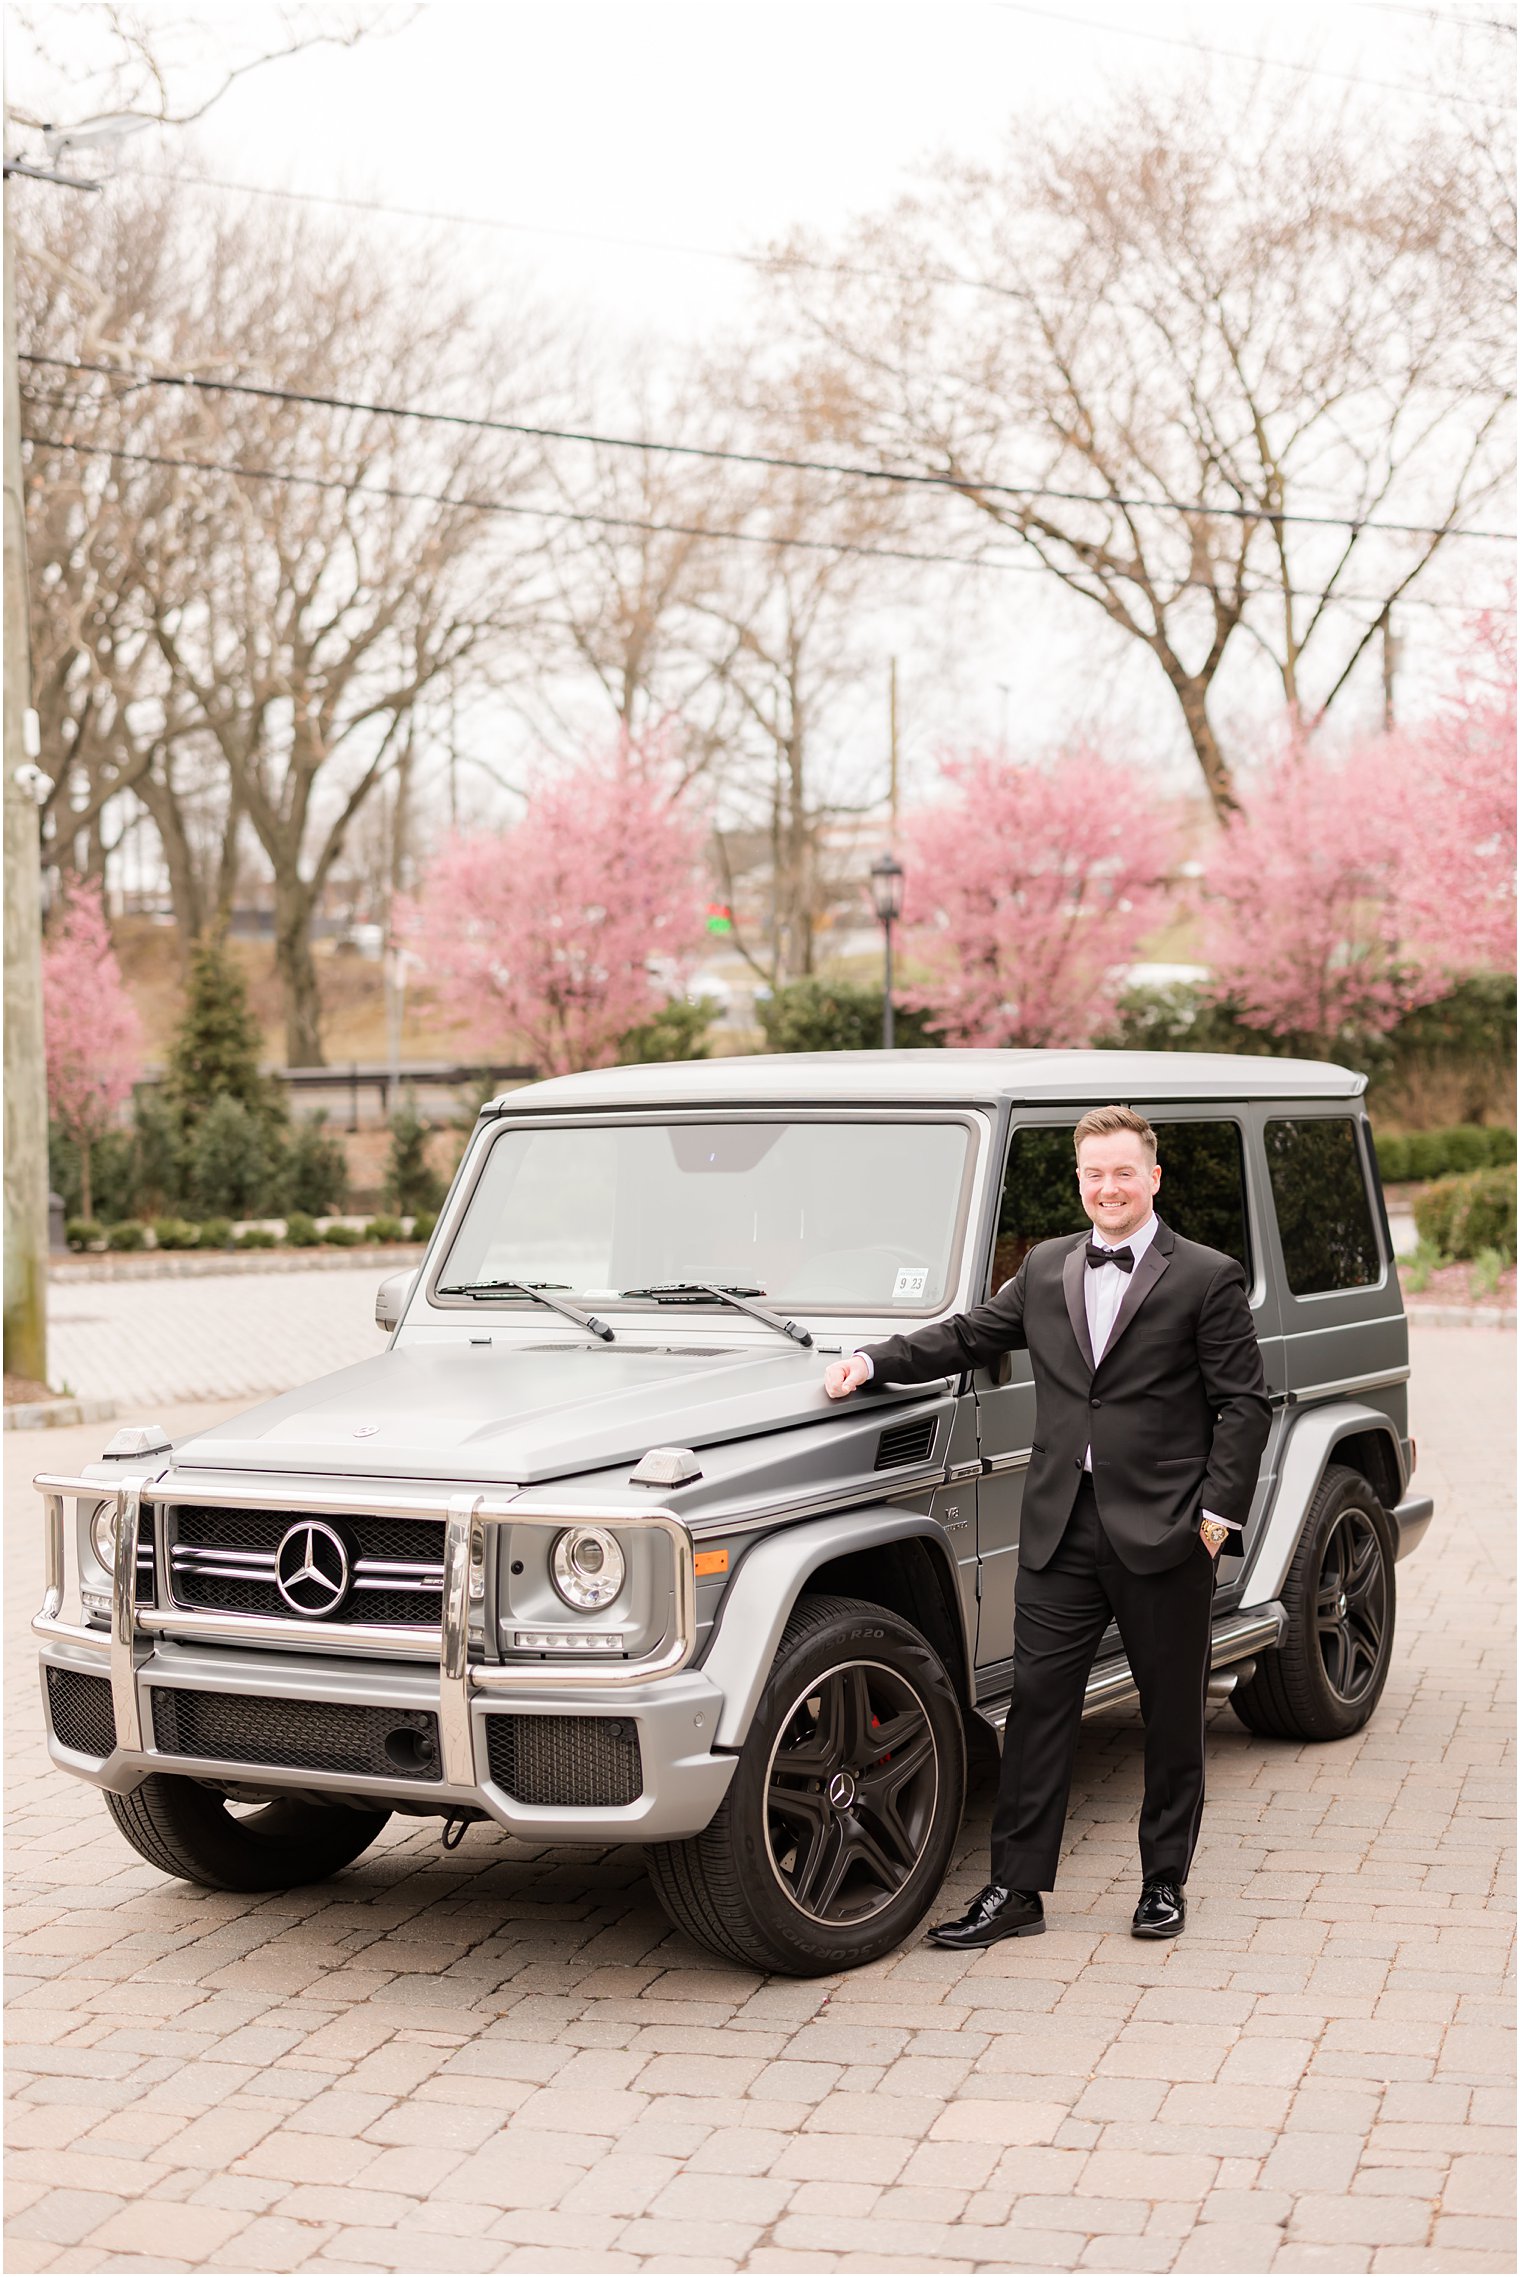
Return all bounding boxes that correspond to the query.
[550,1526,625,1610]
[88,1500,117,1573]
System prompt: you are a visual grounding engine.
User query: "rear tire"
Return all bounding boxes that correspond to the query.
[105,1775,391,1892]
[647,1592,966,1976]
[1231,1464,1396,1741]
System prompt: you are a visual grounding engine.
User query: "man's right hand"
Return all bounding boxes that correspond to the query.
[824,1353,872,1400]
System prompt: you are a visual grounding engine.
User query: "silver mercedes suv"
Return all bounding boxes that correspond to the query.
[35,1050,1432,1976]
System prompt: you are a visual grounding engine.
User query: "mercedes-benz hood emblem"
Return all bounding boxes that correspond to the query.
[275,1520,352,1618]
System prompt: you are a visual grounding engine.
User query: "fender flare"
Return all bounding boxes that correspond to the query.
[702,1507,970,1751]
[1241,1401,1408,1605]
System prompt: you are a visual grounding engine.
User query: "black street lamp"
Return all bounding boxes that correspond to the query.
[869,851,905,1049]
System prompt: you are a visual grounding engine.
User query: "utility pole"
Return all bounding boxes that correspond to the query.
[3,201,50,1385]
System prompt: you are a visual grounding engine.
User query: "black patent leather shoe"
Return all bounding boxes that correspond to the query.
[1132,1877,1186,1938]
[926,1882,1044,1950]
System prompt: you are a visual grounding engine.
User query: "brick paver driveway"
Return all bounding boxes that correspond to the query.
[6,1326,1513,2274]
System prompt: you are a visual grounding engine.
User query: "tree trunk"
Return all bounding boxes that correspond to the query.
[1169,673,1237,820]
[274,880,324,1067]
[135,773,206,975]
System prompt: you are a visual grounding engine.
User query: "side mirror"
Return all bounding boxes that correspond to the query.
[375,1269,418,1333]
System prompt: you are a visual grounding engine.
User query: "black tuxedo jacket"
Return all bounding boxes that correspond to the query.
[862,1216,1272,1575]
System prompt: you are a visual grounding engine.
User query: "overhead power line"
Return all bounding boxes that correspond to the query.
[994,1,1517,110]
[20,428,1500,613]
[22,354,1514,545]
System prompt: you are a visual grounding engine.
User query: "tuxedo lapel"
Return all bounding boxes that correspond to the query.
[1062,1236,1095,1371]
[1098,1218,1174,1365]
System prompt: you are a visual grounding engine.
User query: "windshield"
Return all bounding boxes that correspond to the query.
[437,1118,975,1314]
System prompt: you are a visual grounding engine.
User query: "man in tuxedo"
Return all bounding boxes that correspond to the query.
[823,1105,1270,1946]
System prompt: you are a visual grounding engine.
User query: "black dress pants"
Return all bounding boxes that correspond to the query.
[990,1476,1217,1893]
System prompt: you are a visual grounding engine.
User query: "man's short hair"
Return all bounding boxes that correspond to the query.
[1073,1105,1158,1163]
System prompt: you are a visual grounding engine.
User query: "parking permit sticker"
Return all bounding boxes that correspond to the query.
[893,1266,929,1302]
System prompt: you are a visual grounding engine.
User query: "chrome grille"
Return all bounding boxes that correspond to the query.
[166,1504,445,1626]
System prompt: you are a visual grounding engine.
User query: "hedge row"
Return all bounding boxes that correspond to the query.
[66,1211,438,1255]
[1374,1125,1516,1184]
[1412,1167,1517,1265]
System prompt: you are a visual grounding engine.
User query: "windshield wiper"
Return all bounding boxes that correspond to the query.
[617,1282,813,1349]
[437,1279,615,1342]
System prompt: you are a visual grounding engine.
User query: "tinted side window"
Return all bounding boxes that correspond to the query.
[1265,1117,1380,1294]
[1150,1121,1251,1276]
[990,1117,1250,1288]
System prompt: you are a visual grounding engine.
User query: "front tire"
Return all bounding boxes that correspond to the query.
[1231,1464,1396,1741]
[647,1593,966,1975]
[105,1775,391,1892]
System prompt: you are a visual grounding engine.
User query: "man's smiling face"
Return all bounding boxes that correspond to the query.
[1076,1130,1162,1243]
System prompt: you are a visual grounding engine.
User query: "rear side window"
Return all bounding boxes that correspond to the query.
[1265,1117,1380,1294]
[991,1117,1251,1287]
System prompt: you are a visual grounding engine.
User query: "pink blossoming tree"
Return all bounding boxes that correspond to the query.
[1391,609,1516,979]
[898,746,1180,1047]
[42,878,143,1220]
[400,740,709,1077]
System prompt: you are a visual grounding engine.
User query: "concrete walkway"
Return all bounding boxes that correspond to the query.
[5,1328,1513,2273]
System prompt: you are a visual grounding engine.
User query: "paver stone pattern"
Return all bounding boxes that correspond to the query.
[6,1322,1513,2273]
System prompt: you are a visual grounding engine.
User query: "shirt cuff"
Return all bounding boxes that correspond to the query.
[851,1348,876,1381]
[1202,1509,1242,1531]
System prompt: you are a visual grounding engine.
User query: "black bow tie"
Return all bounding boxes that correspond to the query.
[1086,1243,1135,1273]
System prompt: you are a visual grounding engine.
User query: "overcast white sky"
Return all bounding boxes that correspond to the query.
[8,0,1514,819]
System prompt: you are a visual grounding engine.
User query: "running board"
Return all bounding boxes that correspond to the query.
[975,1602,1288,1734]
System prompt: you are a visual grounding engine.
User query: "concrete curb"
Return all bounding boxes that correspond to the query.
[1405,1304,1516,1329]
[4,1395,119,1433]
[50,1246,423,1284]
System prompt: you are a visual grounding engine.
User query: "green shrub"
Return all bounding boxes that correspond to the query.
[66,1217,104,1252]
[1376,1124,1518,1185]
[279,1113,349,1215]
[187,1094,277,1219]
[235,1227,278,1249]
[1401,1240,1445,1294]
[283,1212,319,1248]
[1487,1127,1517,1165]
[366,1214,405,1244]
[151,1217,200,1251]
[320,1221,363,1246]
[1373,1133,1410,1183]
[105,1220,147,1251]
[384,1101,445,1215]
[757,978,944,1054]
[1413,1166,1517,1263]
[409,1209,437,1246]
[618,996,718,1064]
[197,1217,233,1249]
[1469,1246,1507,1299]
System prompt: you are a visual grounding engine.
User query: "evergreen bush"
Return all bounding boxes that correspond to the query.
[1413,1167,1517,1263]
[618,997,717,1063]
[283,1212,319,1248]
[105,1220,146,1250]
[235,1227,278,1249]
[320,1221,363,1246]
[187,1095,276,1219]
[384,1101,445,1214]
[1374,1125,1517,1184]
[409,1209,437,1246]
[279,1113,349,1215]
[166,934,280,1133]
[197,1217,233,1249]
[66,1218,104,1251]
[151,1218,200,1250]
[757,979,943,1054]
[366,1214,405,1244]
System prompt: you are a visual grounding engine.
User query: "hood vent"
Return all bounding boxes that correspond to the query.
[875,1415,937,1471]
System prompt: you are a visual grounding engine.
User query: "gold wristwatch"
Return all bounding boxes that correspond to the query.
[1200,1517,1230,1552]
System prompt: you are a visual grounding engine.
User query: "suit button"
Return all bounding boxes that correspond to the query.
[1090,1397,1101,1408]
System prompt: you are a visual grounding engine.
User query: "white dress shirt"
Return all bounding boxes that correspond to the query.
[856,1209,1237,1534]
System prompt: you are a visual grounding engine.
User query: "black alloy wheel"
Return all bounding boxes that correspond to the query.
[1313,1500,1389,1706]
[1231,1464,1397,1742]
[645,1592,966,1975]
[764,1659,940,1927]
